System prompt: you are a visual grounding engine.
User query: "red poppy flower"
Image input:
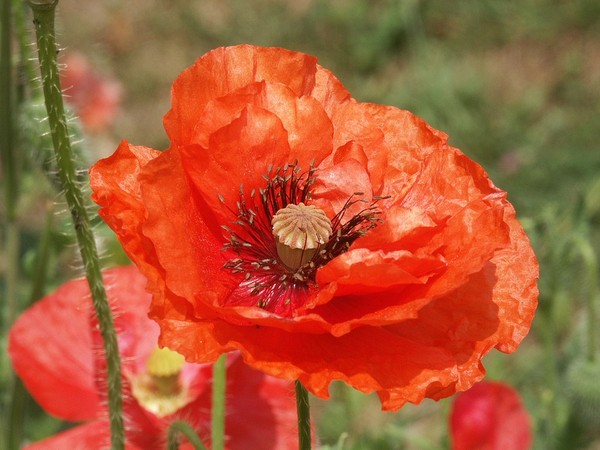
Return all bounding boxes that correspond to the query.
[60,51,122,133]
[89,45,538,411]
[8,266,297,449]
[450,381,533,450]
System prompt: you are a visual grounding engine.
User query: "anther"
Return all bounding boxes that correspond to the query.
[130,346,190,417]
[146,346,185,379]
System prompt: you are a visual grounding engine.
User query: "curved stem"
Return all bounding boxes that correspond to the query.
[27,1,125,449]
[167,420,208,450]
[295,380,312,450]
[211,355,227,450]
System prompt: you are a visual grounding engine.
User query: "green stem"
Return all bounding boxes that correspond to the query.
[4,224,19,338]
[13,0,37,100]
[7,378,26,450]
[28,203,54,304]
[8,204,53,450]
[0,0,24,450]
[540,309,560,446]
[167,420,208,450]
[1,0,16,222]
[1,0,18,329]
[27,1,124,449]
[573,236,598,362]
[295,380,312,450]
[211,355,227,450]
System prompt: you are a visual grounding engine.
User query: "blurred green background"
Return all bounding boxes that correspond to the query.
[3,0,600,448]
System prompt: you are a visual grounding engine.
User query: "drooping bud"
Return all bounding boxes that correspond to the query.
[272,202,332,270]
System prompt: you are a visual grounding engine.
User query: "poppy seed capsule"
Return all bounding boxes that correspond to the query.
[272,202,332,270]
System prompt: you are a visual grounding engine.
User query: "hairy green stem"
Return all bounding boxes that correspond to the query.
[211,355,227,450]
[295,380,312,450]
[167,420,208,450]
[27,1,124,448]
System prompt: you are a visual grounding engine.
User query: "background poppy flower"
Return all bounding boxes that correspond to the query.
[90,44,539,411]
[8,266,298,449]
[60,51,122,134]
[450,381,533,450]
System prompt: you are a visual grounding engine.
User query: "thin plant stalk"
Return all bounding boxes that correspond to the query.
[573,236,598,362]
[167,420,208,450]
[211,354,227,450]
[1,0,18,330]
[295,380,312,450]
[27,1,124,448]
[8,204,54,449]
[27,203,54,305]
[1,1,22,446]
[13,0,37,99]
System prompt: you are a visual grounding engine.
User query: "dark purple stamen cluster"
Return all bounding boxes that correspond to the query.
[221,162,385,311]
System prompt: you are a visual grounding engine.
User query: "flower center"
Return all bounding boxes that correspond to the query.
[272,202,332,270]
[221,162,384,316]
[130,346,192,417]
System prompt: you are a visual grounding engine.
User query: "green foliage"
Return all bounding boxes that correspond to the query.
[566,359,600,427]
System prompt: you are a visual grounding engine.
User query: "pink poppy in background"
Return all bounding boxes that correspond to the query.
[60,51,122,133]
[450,381,532,450]
[8,266,298,449]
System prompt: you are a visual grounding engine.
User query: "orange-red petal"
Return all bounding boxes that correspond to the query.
[164,45,346,146]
